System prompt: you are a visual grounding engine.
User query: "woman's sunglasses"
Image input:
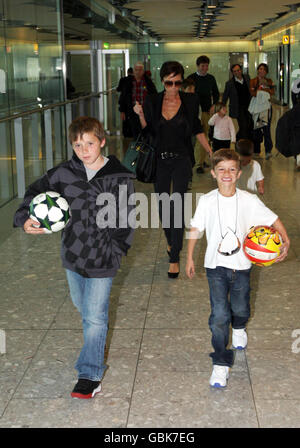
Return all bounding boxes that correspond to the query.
[164,80,183,87]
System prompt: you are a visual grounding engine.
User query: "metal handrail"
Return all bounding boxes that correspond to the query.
[3,87,118,200]
[0,88,116,123]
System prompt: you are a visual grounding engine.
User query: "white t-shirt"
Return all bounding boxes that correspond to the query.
[190,188,278,270]
[208,113,236,142]
[237,160,264,193]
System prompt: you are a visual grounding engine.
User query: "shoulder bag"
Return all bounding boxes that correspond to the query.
[122,138,139,174]
[122,133,156,183]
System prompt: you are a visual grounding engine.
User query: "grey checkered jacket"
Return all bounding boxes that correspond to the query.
[14,154,135,278]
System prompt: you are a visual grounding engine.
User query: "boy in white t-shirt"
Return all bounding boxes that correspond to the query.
[236,139,264,194]
[186,149,289,388]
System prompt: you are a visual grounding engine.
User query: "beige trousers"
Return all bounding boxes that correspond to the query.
[194,111,210,166]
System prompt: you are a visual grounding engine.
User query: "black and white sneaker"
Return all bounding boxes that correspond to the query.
[71,379,102,399]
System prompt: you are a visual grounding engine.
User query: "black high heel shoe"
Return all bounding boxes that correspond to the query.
[168,262,179,279]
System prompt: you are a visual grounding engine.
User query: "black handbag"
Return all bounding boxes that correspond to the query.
[122,134,156,183]
[135,135,156,183]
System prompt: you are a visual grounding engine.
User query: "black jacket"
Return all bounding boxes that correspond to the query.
[14,155,135,278]
[142,91,203,155]
[187,72,219,112]
[119,75,157,115]
[276,104,300,157]
[222,75,251,118]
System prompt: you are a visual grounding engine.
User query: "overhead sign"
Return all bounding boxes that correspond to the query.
[282,35,290,44]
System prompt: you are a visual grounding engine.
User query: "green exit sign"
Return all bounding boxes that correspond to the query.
[103,42,110,49]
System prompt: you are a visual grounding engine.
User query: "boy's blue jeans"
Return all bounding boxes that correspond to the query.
[206,266,251,367]
[66,269,113,381]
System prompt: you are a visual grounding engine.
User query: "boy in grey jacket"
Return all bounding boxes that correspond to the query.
[14,116,135,398]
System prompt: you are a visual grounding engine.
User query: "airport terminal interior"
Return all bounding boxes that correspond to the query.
[0,0,300,428]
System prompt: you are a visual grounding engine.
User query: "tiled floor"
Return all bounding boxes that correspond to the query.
[1,107,300,428]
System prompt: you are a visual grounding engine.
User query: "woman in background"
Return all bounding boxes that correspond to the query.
[250,63,275,159]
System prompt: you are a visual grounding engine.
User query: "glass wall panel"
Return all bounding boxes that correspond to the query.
[0,0,64,206]
[103,52,125,134]
[22,113,46,188]
[0,121,14,206]
[3,0,64,112]
[67,53,92,96]
[0,0,13,205]
[127,41,257,94]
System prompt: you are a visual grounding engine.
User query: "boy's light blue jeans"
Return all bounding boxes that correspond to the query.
[206,266,251,367]
[66,269,113,381]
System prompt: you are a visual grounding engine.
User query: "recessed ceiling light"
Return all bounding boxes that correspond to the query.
[207,0,218,8]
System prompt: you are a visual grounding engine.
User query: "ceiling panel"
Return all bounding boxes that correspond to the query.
[121,0,300,40]
[2,1,300,43]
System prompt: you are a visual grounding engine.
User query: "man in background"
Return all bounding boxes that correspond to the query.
[119,62,157,139]
[117,67,133,95]
[188,55,219,173]
[222,64,252,141]
[117,67,133,138]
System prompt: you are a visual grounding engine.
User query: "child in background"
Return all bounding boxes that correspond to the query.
[236,139,264,195]
[208,102,236,152]
[182,77,196,93]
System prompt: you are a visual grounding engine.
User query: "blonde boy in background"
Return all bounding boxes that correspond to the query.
[236,139,264,195]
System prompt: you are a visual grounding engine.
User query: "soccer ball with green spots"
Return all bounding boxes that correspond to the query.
[29,191,70,233]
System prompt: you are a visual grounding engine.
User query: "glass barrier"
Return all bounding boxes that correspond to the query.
[0,93,103,207]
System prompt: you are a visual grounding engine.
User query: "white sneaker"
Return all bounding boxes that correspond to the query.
[232,328,247,350]
[209,365,229,388]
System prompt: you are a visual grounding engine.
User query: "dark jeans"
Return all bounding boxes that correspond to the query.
[253,107,273,155]
[154,156,192,263]
[206,266,251,367]
[212,138,231,152]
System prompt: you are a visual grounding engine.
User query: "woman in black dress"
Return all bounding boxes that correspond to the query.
[134,61,212,278]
